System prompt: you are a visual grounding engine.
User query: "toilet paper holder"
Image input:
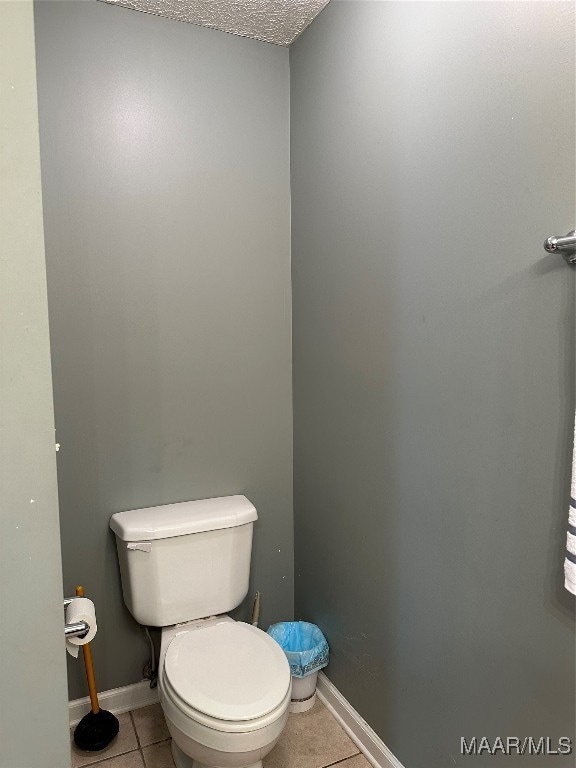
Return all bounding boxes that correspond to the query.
[64,595,90,638]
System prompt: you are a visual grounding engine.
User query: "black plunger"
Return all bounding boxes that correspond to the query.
[73,585,119,751]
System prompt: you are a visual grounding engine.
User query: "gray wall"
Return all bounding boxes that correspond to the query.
[291,3,575,767]
[0,2,71,766]
[35,0,293,700]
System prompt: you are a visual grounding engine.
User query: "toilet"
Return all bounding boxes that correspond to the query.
[110,495,291,768]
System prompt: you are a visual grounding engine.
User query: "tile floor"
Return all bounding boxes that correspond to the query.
[70,700,371,768]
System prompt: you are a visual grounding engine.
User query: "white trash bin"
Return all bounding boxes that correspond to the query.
[290,671,319,713]
[267,622,329,714]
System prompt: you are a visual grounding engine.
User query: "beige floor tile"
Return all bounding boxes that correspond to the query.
[264,701,359,768]
[131,704,170,747]
[329,755,371,768]
[142,739,176,768]
[71,712,139,767]
[92,752,145,768]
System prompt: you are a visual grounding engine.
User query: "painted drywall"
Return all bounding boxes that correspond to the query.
[291,3,575,767]
[34,0,292,701]
[0,2,71,766]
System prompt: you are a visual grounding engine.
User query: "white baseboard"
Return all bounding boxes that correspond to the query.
[316,672,405,768]
[69,680,159,727]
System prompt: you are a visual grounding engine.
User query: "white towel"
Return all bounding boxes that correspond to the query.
[564,414,576,595]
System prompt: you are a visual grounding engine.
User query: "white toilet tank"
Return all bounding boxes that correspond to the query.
[110,495,257,627]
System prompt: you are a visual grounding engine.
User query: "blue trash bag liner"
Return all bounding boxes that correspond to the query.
[267,621,329,678]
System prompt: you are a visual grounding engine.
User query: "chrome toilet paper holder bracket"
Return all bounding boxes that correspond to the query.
[63,595,89,638]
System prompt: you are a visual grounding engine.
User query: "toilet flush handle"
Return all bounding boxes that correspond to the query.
[127,542,152,553]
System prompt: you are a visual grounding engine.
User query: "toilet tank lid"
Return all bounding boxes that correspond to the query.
[109,495,257,541]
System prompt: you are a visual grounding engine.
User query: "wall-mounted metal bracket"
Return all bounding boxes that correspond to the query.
[64,595,89,638]
[544,229,576,264]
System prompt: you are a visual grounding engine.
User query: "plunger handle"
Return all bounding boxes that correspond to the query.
[75,585,100,715]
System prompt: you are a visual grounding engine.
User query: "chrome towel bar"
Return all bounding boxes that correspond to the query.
[544,229,576,264]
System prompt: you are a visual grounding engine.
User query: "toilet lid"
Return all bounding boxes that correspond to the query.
[164,622,291,722]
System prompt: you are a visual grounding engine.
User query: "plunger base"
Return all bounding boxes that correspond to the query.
[74,710,119,752]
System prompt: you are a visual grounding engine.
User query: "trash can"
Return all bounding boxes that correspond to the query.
[267,621,329,713]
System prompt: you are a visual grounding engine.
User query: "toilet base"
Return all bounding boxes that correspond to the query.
[171,740,263,768]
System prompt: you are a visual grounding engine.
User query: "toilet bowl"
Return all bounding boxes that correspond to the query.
[159,617,291,768]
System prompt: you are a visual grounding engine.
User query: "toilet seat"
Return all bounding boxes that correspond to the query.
[162,675,291,736]
[163,621,291,728]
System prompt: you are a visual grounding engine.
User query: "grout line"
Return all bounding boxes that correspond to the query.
[129,710,142,750]
[321,752,362,768]
[128,709,150,767]
[140,736,171,747]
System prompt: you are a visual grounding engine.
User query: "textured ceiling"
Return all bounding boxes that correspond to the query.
[101,0,330,46]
